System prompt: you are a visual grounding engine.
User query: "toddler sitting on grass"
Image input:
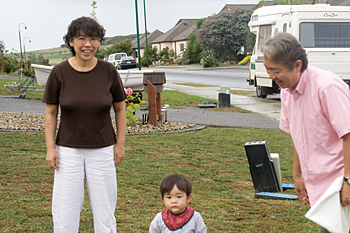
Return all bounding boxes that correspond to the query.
[149,173,207,233]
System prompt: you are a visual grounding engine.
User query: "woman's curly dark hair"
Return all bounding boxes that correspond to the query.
[63,17,105,56]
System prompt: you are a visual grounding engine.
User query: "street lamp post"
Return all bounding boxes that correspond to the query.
[135,0,141,70]
[23,37,31,61]
[18,23,27,62]
[143,0,149,68]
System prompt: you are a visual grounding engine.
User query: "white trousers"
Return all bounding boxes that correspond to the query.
[52,145,117,233]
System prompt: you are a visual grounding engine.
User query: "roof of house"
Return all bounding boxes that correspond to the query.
[219,1,274,13]
[219,4,256,13]
[313,0,350,5]
[131,29,164,49]
[152,19,198,43]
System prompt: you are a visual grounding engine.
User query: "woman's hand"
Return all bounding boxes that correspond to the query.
[114,144,125,165]
[46,148,58,169]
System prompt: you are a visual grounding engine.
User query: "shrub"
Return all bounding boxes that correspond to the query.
[125,88,141,126]
[237,54,245,62]
[202,49,219,68]
[169,49,175,58]
[182,34,202,64]
[2,56,18,73]
[176,57,185,65]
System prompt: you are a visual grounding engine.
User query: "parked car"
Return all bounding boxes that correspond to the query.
[117,56,137,70]
[107,53,127,66]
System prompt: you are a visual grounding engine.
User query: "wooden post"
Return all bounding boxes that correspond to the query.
[156,92,161,121]
[147,80,157,126]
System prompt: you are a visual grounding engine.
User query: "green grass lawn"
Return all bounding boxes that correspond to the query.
[0,128,318,232]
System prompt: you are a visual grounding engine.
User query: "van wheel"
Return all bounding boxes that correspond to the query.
[256,86,267,98]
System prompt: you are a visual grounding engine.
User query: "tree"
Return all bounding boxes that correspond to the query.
[2,55,19,73]
[38,54,44,64]
[109,39,133,56]
[141,42,158,67]
[246,32,256,53]
[273,0,311,4]
[95,47,109,59]
[197,9,252,62]
[183,33,202,64]
[159,47,170,61]
[29,53,38,63]
[196,18,206,29]
[90,1,97,20]
[0,40,5,56]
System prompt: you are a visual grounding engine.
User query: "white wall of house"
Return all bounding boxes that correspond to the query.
[175,40,187,57]
[151,41,189,57]
[134,48,145,63]
[160,42,173,53]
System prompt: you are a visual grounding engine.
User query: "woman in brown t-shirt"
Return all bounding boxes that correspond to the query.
[43,17,126,232]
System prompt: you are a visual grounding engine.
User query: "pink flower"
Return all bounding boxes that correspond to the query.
[125,88,133,96]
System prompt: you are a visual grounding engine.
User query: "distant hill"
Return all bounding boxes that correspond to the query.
[102,34,137,45]
[30,34,137,53]
[27,34,138,65]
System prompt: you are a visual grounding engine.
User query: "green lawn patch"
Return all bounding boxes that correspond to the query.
[0,79,45,100]
[230,90,256,96]
[0,129,318,232]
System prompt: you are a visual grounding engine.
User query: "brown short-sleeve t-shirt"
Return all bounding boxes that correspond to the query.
[43,59,126,148]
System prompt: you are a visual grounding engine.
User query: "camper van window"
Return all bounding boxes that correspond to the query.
[300,22,350,48]
[283,23,287,32]
[258,25,272,49]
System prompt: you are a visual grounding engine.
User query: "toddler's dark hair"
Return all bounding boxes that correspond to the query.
[160,173,192,199]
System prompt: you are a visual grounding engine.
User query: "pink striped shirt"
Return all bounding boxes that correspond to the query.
[280,65,350,206]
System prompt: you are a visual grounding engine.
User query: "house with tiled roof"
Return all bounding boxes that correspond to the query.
[151,19,198,57]
[131,29,163,60]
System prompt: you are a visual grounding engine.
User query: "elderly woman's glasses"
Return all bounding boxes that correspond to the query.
[75,36,101,46]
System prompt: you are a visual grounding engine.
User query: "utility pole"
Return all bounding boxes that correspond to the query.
[143,0,149,68]
[135,0,141,70]
[18,23,27,62]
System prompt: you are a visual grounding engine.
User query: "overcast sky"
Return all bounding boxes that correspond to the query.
[0,0,260,52]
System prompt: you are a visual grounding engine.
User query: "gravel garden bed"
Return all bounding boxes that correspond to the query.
[0,112,201,134]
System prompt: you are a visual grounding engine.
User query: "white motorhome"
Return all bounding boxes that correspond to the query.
[248,4,350,98]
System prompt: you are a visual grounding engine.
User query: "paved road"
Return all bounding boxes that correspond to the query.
[165,82,281,121]
[157,67,254,91]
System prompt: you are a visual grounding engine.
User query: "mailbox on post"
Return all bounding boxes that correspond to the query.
[143,72,166,93]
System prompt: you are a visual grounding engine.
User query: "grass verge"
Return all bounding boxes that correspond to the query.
[0,129,318,232]
[173,82,217,88]
[230,90,256,96]
[0,78,45,100]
